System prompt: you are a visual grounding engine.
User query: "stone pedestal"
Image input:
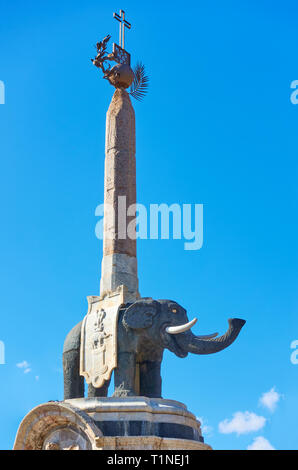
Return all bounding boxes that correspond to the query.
[13,397,212,450]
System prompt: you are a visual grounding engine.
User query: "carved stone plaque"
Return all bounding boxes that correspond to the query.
[80,286,132,388]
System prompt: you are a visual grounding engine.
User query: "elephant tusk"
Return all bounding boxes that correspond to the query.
[166,318,198,335]
[195,333,219,340]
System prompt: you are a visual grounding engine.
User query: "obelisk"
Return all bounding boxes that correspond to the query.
[100,88,139,299]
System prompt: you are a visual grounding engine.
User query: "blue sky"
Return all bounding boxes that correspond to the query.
[0,0,297,450]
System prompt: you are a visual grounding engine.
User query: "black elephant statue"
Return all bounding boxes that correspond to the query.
[63,298,245,400]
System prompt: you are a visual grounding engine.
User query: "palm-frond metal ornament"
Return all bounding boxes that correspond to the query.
[130,63,149,101]
[91,10,149,101]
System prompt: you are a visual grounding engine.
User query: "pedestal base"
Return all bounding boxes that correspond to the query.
[95,436,210,450]
[13,397,212,450]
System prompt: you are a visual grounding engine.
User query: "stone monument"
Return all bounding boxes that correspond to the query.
[14,10,245,451]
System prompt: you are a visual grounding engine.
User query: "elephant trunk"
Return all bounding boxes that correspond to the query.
[177,318,246,355]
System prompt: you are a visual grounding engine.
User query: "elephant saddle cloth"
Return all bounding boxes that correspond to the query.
[80,291,123,388]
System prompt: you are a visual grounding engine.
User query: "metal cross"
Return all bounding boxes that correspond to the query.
[113,9,131,50]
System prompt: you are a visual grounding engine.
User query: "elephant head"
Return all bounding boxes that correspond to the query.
[122,298,245,358]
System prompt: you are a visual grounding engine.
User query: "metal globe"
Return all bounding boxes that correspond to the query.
[106,63,134,89]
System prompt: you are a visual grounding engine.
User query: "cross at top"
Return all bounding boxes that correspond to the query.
[113,9,131,50]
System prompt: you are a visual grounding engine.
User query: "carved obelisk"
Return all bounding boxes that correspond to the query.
[100,88,139,299]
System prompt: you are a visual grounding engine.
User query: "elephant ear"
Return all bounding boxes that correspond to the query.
[123,300,158,330]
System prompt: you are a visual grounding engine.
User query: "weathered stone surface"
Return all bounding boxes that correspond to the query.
[95,436,211,450]
[100,253,138,296]
[100,88,139,298]
[14,398,213,450]
[13,402,102,450]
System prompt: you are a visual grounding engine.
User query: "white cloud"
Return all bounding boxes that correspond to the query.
[197,416,213,436]
[247,436,275,450]
[259,387,281,412]
[17,360,32,374]
[218,411,266,435]
[16,360,30,369]
[17,361,32,374]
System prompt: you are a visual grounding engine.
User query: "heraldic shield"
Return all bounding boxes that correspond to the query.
[80,289,126,388]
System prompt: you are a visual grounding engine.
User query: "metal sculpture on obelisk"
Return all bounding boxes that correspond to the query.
[13,10,245,451]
